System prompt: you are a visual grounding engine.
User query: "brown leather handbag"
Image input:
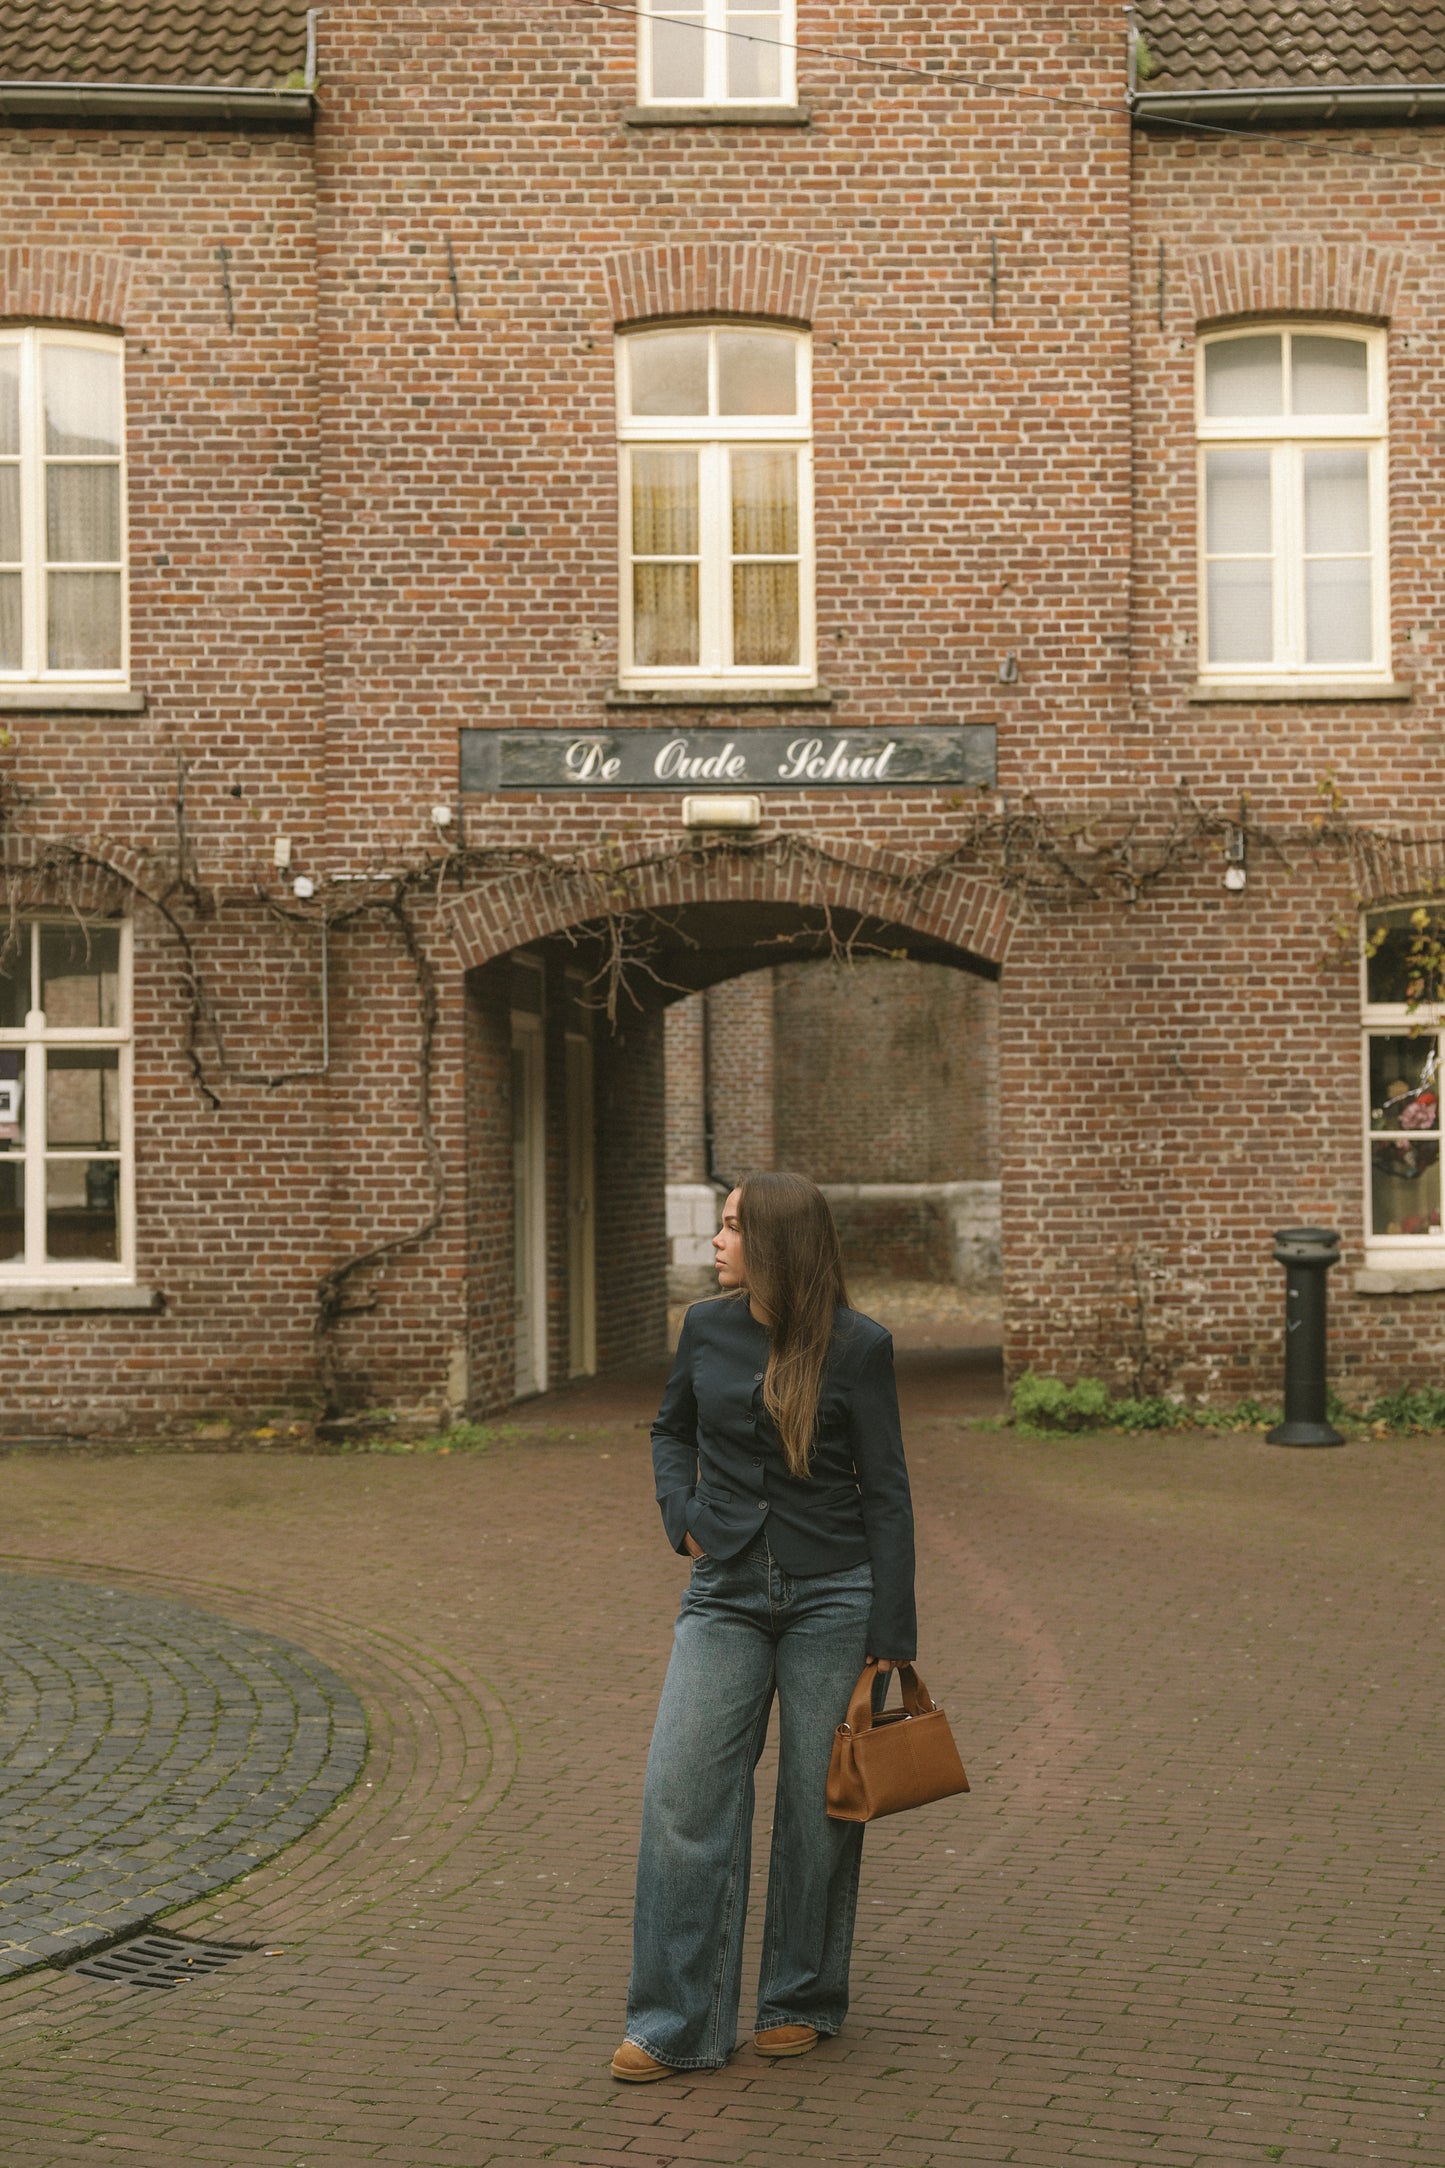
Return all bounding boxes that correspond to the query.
[826,1658,970,1822]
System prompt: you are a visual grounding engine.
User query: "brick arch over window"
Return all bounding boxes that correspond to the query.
[1347,835,1445,911]
[1183,242,1406,329]
[604,241,823,328]
[0,834,148,914]
[445,846,1013,973]
[0,246,136,330]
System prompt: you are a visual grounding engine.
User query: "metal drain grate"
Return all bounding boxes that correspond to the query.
[73,1932,251,1989]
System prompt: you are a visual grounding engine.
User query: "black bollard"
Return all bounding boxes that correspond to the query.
[1265,1227,1344,1448]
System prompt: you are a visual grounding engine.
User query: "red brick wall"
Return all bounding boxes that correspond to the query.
[664,997,707,1185]
[27,19,1445,1424]
[774,958,999,1184]
[594,999,669,1371]
[705,975,776,1186]
[0,124,337,1436]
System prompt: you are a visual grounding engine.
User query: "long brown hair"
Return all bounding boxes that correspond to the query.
[736,1171,849,1479]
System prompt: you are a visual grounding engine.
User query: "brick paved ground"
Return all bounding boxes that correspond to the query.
[0,1356,1442,2165]
[0,1573,366,1976]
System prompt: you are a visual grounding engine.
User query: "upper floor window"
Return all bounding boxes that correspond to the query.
[638,0,796,106]
[617,323,813,689]
[0,329,127,683]
[0,919,133,1280]
[1197,326,1387,684]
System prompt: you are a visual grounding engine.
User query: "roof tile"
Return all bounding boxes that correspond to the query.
[1136,2,1445,94]
[0,0,310,90]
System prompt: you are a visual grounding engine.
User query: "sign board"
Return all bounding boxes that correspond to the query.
[459,724,995,794]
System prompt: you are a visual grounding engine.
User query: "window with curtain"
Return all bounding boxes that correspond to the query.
[0,919,133,1280]
[618,324,813,688]
[0,329,127,682]
[1197,325,1388,683]
[637,0,796,105]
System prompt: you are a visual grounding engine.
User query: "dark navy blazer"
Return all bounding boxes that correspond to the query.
[650,1293,917,1660]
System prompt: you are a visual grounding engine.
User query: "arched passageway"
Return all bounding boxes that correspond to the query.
[454,881,1008,1421]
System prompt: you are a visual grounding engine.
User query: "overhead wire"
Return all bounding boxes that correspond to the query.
[547,0,1393,152]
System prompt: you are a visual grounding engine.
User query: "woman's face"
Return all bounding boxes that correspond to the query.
[712,1187,745,1290]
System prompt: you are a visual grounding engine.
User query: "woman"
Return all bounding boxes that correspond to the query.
[612,1170,916,2081]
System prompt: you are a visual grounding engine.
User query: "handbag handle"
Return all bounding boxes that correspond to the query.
[840,1658,936,1738]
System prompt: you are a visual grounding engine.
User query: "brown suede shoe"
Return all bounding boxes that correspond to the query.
[754,2024,819,2058]
[610,2041,677,2083]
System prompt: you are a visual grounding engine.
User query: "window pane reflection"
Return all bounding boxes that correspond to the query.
[1305,557,1372,664]
[1366,907,1445,1007]
[1207,558,1273,664]
[629,333,709,417]
[1204,335,1283,418]
[40,923,120,1026]
[1371,1139,1441,1238]
[0,929,29,1027]
[0,348,18,457]
[0,1048,24,1148]
[650,9,707,98]
[1292,335,1369,416]
[0,573,19,673]
[1205,448,1271,552]
[718,331,796,416]
[633,563,699,666]
[42,346,122,457]
[731,448,797,553]
[46,1156,119,1262]
[725,7,781,98]
[47,1048,120,1148]
[0,1158,22,1261]
[631,449,698,554]
[47,569,122,671]
[733,562,798,665]
[1369,1037,1439,1131]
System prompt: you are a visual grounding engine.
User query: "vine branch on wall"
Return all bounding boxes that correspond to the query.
[7,780,1445,1408]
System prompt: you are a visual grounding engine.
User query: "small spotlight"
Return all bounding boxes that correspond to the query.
[293,875,316,899]
[1224,865,1247,893]
[431,804,454,827]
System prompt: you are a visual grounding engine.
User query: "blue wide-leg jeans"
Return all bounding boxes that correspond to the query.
[625,1532,874,2069]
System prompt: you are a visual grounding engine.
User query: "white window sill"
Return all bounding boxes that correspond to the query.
[1189,678,1412,704]
[0,685,146,712]
[607,683,835,708]
[1354,1263,1445,1294]
[622,104,812,127]
[0,1283,162,1312]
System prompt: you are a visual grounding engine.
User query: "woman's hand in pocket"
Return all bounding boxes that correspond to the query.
[683,1533,706,1560]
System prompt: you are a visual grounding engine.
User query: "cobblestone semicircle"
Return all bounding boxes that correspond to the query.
[0,1571,368,1976]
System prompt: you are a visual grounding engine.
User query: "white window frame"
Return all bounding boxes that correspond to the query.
[1361,905,1445,1267]
[0,919,135,1283]
[0,327,129,685]
[617,324,815,691]
[637,0,797,107]
[1196,324,1389,688]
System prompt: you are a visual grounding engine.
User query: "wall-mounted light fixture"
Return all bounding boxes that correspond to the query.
[681,794,762,830]
[1223,821,1247,893]
[997,653,1020,685]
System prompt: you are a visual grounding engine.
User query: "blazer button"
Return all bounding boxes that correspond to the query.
[757,1500,766,1511]
[754,1372,763,1382]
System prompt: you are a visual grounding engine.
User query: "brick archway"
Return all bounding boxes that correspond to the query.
[444,843,1013,974]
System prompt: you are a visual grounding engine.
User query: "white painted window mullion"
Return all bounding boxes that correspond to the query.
[702,441,726,675]
[1278,442,1300,670]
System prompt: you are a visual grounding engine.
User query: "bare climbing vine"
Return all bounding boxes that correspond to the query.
[7,777,1445,1408]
